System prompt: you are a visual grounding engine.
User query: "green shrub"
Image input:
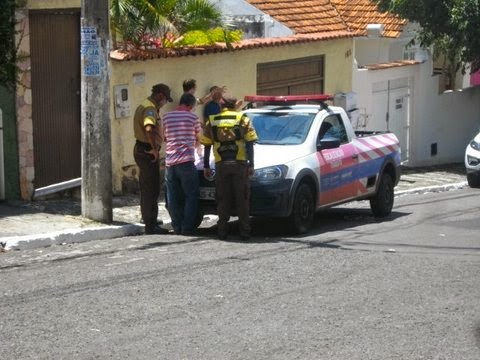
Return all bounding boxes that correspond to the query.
[178,27,243,46]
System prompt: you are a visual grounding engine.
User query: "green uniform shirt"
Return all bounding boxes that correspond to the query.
[133,98,159,144]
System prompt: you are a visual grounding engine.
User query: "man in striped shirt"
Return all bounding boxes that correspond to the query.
[163,93,202,235]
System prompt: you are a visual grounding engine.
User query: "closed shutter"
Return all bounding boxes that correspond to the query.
[257,56,325,95]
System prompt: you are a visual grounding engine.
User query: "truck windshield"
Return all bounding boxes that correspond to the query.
[248,112,315,145]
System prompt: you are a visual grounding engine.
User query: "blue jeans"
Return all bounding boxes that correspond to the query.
[165,161,199,233]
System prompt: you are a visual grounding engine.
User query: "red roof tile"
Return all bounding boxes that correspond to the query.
[246,0,406,38]
[110,31,353,61]
[331,0,406,38]
[110,1,408,61]
[246,0,348,34]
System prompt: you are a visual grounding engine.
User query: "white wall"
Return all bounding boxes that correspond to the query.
[208,0,293,38]
[355,38,391,66]
[353,57,480,167]
[209,0,262,15]
[412,64,480,166]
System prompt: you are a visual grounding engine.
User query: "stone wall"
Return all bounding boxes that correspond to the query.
[15,9,35,199]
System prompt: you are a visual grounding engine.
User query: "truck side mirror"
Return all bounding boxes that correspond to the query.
[317,136,341,151]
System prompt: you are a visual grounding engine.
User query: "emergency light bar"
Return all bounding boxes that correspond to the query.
[244,94,333,103]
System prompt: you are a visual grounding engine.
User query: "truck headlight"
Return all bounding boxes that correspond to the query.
[252,165,287,182]
[470,139,480,151]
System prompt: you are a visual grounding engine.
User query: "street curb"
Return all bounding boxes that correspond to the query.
[2,182,468,251]
[4,223,144,251]
[395,181,468,196]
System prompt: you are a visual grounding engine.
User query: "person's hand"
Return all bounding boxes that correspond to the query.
[196,144,204,157]
[204,168,212,179]
[247,166,255,178]
[212,86,226,97]
[146,148,159,163]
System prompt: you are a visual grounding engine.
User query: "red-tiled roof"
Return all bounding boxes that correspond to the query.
[110,31,353,61]
[331,0,406,38]
[110,0,408,61]
[246,0,348,34]
[246,0,406,38]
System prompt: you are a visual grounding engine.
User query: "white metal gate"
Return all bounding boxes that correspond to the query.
[372,78,410,163]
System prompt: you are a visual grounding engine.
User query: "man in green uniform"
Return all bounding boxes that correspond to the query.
[133,83,172,234]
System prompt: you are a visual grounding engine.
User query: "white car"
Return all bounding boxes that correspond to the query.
[465,130,480,188]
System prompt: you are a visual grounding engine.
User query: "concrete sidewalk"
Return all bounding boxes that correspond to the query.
[0,164,468,251]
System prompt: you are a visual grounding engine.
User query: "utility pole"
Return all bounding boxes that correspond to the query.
[80,0,112,223]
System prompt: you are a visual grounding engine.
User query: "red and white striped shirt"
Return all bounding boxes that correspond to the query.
[163,110,201,166]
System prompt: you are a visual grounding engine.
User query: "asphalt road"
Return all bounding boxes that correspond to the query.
[1,188,479,359]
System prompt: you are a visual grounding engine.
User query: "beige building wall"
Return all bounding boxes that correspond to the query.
[27,0,80,9]
[110,38,353,193]
[16,0,353,198]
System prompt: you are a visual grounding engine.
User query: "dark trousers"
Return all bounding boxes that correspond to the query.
[165,161,199,234]
[134,142,160,229]
[215,161,251,237]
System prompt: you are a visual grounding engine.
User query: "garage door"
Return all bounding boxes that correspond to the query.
[257,56,325,95]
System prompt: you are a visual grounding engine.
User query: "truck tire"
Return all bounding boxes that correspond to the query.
[288,183,315,234]
[467,173,480,188]
[370,173,394,217]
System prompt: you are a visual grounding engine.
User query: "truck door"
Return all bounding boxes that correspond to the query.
[316,114,360,205]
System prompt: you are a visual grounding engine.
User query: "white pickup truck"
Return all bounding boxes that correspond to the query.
[197,94,401,234]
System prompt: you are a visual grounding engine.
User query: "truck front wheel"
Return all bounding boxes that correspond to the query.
[288,183,315,234]
[467,173,480,188]
[370,174,394,217]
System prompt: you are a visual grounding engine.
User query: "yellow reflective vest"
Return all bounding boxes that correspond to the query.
[200,109,258,162]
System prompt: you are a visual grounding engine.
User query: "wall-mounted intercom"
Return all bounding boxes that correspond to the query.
[114,84,131,119]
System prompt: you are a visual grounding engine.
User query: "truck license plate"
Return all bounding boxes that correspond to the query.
[199,187,216,200]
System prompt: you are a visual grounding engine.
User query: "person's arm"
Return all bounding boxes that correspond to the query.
[157,114,166,145]
[194,120,202,156]
[142,107,161,162]
[246,141,254,177]
[203,145,212,178]
[197,92,212,105]
[203,145,211,168]
[203,102,214,123]
[235,100,244,110]
[145,124,160,163]
[200,119,213,177]
[240,114,257,177]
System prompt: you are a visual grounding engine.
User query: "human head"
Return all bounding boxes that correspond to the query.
[210,86,224,102]
[182,79,197,94]
[151,83,173,105]
[179,93,197,109]
[221,96,237,109]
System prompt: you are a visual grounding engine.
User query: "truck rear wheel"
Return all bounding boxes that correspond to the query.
[288,183,315,234]
[370,173,394,217]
